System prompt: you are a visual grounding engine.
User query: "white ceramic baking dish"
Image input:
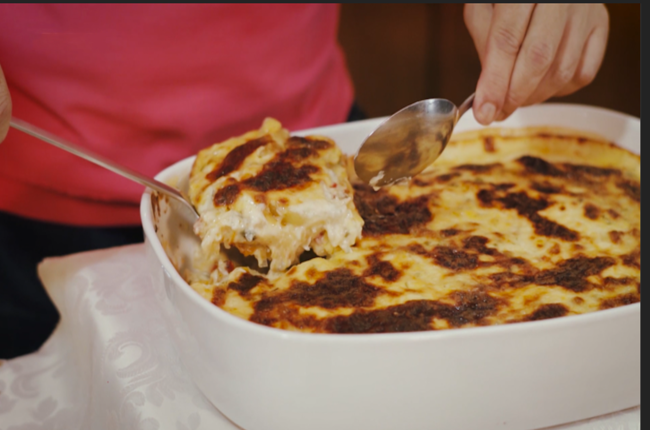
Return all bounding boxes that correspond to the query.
[140,103,640,430]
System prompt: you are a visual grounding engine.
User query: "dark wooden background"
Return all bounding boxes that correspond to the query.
[338,4,640,119]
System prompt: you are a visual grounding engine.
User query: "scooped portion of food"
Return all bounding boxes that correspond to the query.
[189,118,363,278]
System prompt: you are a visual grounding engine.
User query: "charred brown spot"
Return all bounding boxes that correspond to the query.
[281,146,316,162]
[616,179,640,202]
[563,163,621,178]
[324,290,501,333]
[409,243,479,271]
[489,256,616,292]
[206,136,271,182]
[287,136,332,150]
[488,272,531,287]
[454,163,501,173]
[609,230,623,244]
[499,191,549,215]
[407,243,428,256]
[599,293,640,309]
[412,235,535,275]
[353,184,431,236]
[532,182,562,194]
[533,215,580,241]
[280,136,330,163]
[245,162,318,192]
[607,209,621,219]
[573,297,584,305]
[483,136,495,153]
[227,273,265,296]
[534,256,616,292]
[211,288,227,307]
[325,300,439,333]
[507,258,529,267]
[463,235,493,254]
[255,268,381,312]
[518,155,622,184]
[445,290,502,326]
[603,276,636,287]
[583,203,601,220]
[523,303,569,321]
[270,137,332,165]
[213,183,241,206]
[479,189,579,241]
[549,243,561,255]
[440,228,460,237]
[477,189,495,205]
[517,156,563,176]
[431,246,478,271]
[621,249,640,269]
[435,172,461,183]
[363,255,402,282]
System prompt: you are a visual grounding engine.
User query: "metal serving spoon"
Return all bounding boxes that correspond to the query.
[354,93,475,187]
[9,118,200,221]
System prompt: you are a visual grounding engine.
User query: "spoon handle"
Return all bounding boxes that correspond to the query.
[9,118,197,216]
[456,92,476,123]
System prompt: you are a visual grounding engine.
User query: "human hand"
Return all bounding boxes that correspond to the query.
[464,4,609,125]
[0,64,11,143]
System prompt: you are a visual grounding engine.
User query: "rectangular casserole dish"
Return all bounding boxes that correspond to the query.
[140,103,640,430]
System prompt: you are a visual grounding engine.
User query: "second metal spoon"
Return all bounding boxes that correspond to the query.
[354,93,475,187]
[9,118,199,221]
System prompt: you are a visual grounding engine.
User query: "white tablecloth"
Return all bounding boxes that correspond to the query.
[0,244,640,430]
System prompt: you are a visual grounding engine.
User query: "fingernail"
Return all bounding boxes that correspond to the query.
[479,103,496,124]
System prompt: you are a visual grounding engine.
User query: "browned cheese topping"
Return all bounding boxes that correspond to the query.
[189,126,640,334]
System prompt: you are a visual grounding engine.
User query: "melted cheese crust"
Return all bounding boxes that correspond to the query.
[189,118,363,278]
[190,126,640,334]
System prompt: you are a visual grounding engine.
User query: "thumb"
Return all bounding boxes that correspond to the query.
[0,65,12,143]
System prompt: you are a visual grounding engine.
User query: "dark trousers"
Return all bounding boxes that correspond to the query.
[0,211,144,358]
[0,104,367,359]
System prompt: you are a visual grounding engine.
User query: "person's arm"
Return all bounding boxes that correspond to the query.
[464,4,609,125]
[0,64,11,143]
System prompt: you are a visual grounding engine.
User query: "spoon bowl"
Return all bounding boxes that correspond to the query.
[354,93,474,187]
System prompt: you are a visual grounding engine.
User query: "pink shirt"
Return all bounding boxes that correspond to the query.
[0,4,353,226]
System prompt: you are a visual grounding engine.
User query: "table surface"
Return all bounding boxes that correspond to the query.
[0,244,640,430]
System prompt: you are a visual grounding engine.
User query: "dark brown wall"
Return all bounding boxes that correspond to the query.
[339,4,640,119]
